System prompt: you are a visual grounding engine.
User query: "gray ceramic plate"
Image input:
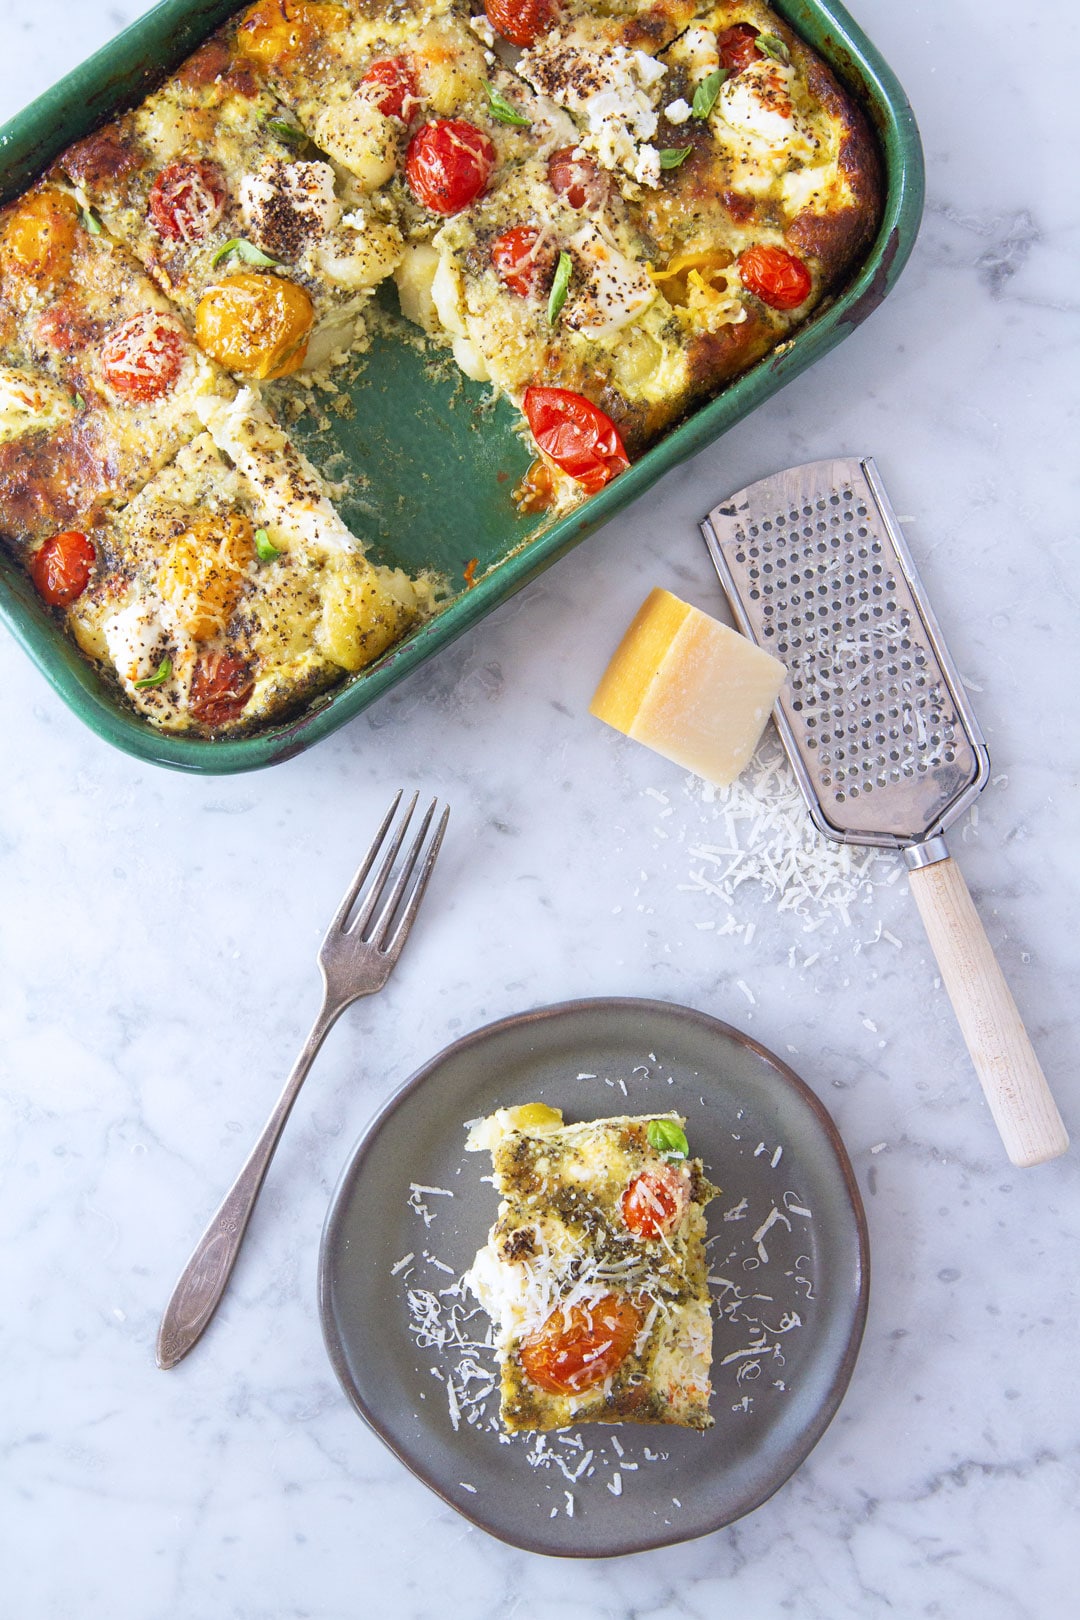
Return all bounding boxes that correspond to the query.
[319,998,869,1557]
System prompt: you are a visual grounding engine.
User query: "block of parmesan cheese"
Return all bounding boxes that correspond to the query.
[590,587,786,786]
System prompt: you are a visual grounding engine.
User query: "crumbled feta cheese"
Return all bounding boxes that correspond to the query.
[718,59,807,150]
[519,36,667,186]
[565,223,656,339]
[102,595,170,686]
[469,13,495,48]
[664,98,691,124]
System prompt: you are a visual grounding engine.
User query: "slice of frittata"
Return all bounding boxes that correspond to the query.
[465,1104,718,1433]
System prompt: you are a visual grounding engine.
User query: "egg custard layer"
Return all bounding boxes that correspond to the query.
[1,0,881,737]
[466,1105,718,1432]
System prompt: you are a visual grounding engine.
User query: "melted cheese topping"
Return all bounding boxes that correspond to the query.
[0,365,75,444]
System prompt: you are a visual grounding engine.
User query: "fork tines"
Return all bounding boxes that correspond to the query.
[331,791,449,955]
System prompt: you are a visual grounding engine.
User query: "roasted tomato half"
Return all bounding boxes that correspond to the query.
[31,531,96,607]
[522,386,629,494]
[405,120,496,216]
[361,56,421,123]
[148,160,228,243]
[0,187,79,287]
[490,226,553,298]
[738,243,812,309]
[519,1295,642,1395]
[716,23,764,76]
[100,313,189,402]
[188,650,255,728]
[235,0,345,68]
[547,147,606,211]
[195,272,314,379]
[485,0,558,49]
[620,1164,690,1239]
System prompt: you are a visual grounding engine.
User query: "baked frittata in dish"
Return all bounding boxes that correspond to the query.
[1,0,881,737]
[465,1104,718,1432]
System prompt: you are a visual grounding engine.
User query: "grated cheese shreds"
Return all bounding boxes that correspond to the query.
[668,736,902,937]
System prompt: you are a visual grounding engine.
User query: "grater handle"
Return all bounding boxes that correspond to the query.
[908,857,1069,1167]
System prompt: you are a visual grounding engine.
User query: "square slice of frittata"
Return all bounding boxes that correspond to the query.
[465,1105,718,1433]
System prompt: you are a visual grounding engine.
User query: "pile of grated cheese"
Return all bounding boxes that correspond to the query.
[644,734,907,953]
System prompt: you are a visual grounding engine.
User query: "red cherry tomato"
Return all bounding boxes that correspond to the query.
[148,159,228,243]
[405,120,496,216]
[519,1295,642,1395]
[100,313,188,403]
[31,531,95,607]
[547,147,606,211]
[716,23,764,76]
[620,1165,690,1239]
[484,0,557,49]
[738,243,812,310]
[491,226,553,298]
[522,386,629,494]
[362,56,421,122]
[189,651,255,728]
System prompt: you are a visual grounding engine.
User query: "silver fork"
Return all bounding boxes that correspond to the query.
[156,790,449,1371]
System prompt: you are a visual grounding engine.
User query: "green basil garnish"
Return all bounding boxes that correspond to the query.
[547,250,572,326]
[658,146,693,171]
[210,237,279,269]
[691,69,727,120]
[266,117,309,149]
[757,32,791,63]
[647,1119,690,1160]
[79,205,103,236]
[134,655,172,690]
[484,81,531,129]
[255,527,281,563]
[72,393,86,412]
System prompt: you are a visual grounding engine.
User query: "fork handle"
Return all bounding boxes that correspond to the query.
[156,1001,342,1369]
[908,857,1069,1167]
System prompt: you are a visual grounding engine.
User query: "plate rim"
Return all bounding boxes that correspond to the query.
[318,995,871,1558]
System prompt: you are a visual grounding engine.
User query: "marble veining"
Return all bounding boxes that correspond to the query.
[1,2,1078,1616]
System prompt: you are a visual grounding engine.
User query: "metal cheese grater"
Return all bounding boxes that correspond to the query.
[701,457,1068,1167]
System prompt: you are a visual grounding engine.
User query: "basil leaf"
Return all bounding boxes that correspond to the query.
[266,117,309,149]
[547,250,572,326]
[647,1118,690,1160]
[484,81,531,129]
[658,146,693,170]
[210,237,279,268]
[255,527,281,563]
[134,655,172,690]
[79,205,103,236]
[691,69,727,120]
[757,32,791,63]
[72,393,86,412]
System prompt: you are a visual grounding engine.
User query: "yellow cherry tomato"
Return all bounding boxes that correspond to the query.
[158,513,255,642]
[235,0,346,68]
[0,187,79,287]
[195,272,314,379]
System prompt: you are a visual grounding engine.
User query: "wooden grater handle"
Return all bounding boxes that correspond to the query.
[908,857,1069,1167]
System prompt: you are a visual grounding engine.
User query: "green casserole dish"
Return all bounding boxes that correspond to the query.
[0,0,924,774]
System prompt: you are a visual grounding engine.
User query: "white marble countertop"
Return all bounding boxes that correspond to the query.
[2,3,1077,1615]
